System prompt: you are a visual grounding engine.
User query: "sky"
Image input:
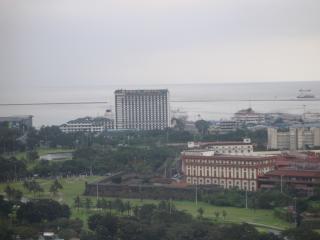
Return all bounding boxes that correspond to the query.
[1,0,320,90]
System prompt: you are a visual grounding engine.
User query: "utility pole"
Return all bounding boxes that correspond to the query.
[294,197,297,227]
[195,182,198,207]
[245,189,248,209]
[96,183,99,201]
[281,175,283,193]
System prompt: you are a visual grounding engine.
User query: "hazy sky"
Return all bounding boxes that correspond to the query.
[1,0,320,89]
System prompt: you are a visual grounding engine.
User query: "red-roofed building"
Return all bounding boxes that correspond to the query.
[181,150,276,191]
[258,169,320,196]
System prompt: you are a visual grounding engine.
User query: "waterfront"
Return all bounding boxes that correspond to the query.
[1,81,320,127]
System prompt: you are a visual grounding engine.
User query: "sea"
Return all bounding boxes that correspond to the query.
[1,81,320,128]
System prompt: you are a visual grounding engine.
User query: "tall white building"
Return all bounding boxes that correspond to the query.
[114,89,170,130]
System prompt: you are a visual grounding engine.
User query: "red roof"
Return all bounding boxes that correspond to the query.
[198,141,251,146]
[264,169,320,178]
[182,154,275,161]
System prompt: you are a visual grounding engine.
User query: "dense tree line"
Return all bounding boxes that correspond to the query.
[0,195,82,240]
[32,144,178,177]
[17,199,70,223]
[82,201,320,240]
[1,121,268,154]
[0,156,28,181]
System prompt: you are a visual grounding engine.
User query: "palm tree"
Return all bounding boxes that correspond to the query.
[214,211,220,220]
[49,179,63,197]
[23,180,43,198]
[85,198,92,212]
[222,210,227,220]
[125,201,131,216]
[74,195,81,211]
[107,200,112,214]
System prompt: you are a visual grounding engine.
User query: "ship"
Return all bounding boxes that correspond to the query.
[297,89,315,99]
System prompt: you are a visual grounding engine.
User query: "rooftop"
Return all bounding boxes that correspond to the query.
[61,117,113,125]
[235,108,261,115]
[0,115,33,121]
[114,89,168,95]
[181,150,274,160]
[263,169,320,178]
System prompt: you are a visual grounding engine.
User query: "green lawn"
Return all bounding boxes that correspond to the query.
[0,176,293,231]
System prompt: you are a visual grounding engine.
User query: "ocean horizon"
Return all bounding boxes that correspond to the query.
[1,81,320,127]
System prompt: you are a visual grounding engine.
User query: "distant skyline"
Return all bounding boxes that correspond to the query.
[1,0,320,91]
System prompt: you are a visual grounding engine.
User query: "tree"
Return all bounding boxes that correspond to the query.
[26,150,39,162]
[0,196,13,217]
[49,179,63,197]
[214,211,220,220]
[16,199,70,223]
[172,118,186,132]
[88,214,118,240]
[85,198,92,211]
[125,201,131,216]
[222,209,227,220]
[23,180,44,198]
[4,185,22,202]
[113,198,124,214]
[74,195,82,211]
[195,120,210,135]
[282,226,320,240]
[197,207,204,219]
[0,156,28,181]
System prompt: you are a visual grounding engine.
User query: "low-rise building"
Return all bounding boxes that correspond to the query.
[0,115,33,131]
[217,120,238,133]
[187,138,253,154]
[258,169,320,196]
[303,112,320,123]
[181,150,276,191]
[60,117,114,133]
[233,108,265,126]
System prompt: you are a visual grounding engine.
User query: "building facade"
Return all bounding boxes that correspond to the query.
[60,117,114,133]
[114,89,170,130]
[0,115,33,131]
[217,120,238,133]
[181,150,276,191]
[232,108,265,126]
[187,138,253,154]
[267,127,320,150]
[258,169,320,196]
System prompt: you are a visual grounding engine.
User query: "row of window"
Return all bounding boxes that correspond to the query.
[186,168,256,179]
[184,159,271,166]
[186,177,256,191]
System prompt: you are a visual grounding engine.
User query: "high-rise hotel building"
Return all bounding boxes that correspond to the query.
[114,89,170,130]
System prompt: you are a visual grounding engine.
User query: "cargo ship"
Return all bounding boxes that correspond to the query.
[297,89,315,99]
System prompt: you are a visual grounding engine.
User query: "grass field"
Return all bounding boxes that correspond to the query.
[0,176,293,231]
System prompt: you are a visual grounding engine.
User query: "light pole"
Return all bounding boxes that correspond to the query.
[294,197,297,227]
[245,188,248,209]
[96,182,99,201]
[195,181,198,207]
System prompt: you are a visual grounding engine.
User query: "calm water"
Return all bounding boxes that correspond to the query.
[1,81,320,127]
